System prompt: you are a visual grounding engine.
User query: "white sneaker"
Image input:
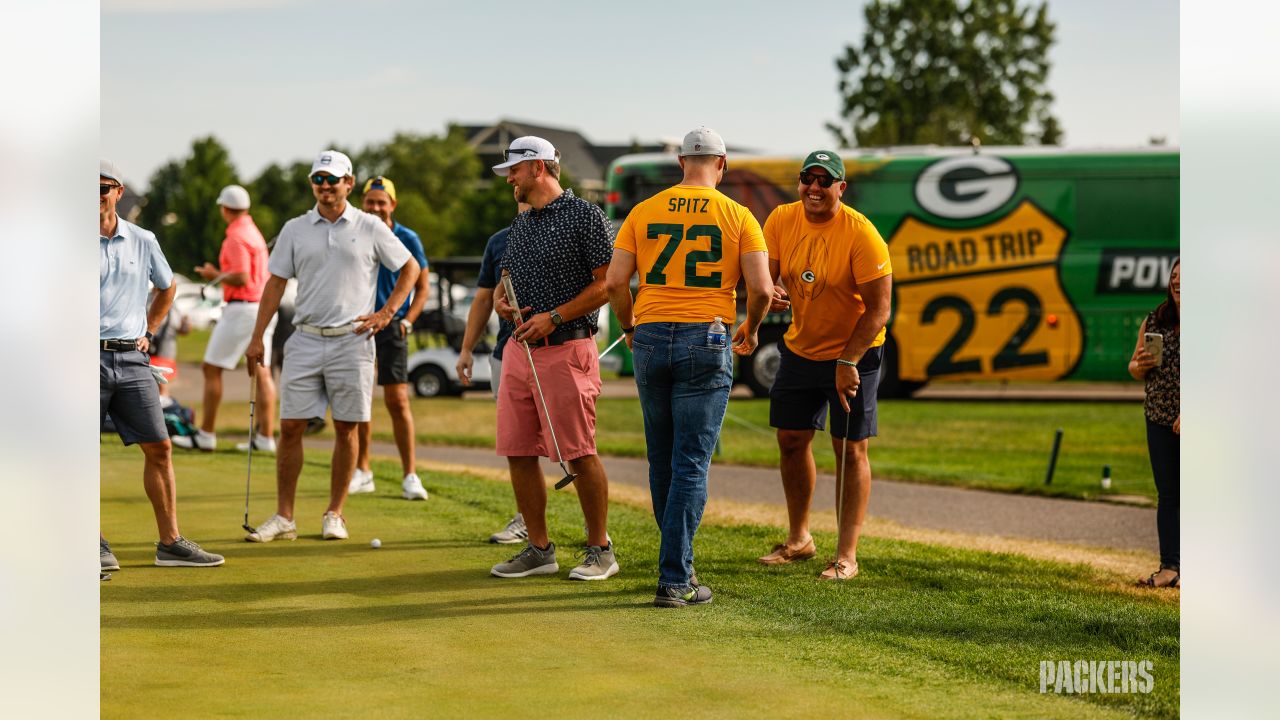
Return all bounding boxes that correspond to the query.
[245,514,297,543]
[401,473,428,500]
[171,434,195,449]
[322,511,348,540]
[235,434,277,453]
[348,469,375,494]
[192,429,217,452]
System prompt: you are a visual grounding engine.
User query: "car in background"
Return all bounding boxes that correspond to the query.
[171,273,224,330]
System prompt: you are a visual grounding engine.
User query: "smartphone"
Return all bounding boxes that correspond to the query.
[1144,332,1164,365]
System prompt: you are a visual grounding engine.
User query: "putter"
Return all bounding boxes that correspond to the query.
[833,395,853,580]
[501,271,578,490]
[598,333,625,360]
[241,370,257,533]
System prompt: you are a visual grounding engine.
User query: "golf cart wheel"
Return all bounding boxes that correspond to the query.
[410,365,451,398]
[741,341,781,398]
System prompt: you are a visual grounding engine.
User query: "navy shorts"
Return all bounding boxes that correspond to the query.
[100,349,168,445]
[768,342,882,441]
[374,323,409,386]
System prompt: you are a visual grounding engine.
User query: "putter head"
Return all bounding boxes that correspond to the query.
[242,523,256,534]
[554,472,578,490]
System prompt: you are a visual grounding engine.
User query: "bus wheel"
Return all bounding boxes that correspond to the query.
[877,335,925,399]
[741,341,781,398]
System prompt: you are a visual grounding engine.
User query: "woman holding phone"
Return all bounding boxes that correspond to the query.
[1128,257,1180,588]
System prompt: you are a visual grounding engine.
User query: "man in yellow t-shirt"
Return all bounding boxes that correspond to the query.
[757,150,893,581]
[606,127,772,608]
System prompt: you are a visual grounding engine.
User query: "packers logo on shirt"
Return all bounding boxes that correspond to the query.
[786,232,829,300]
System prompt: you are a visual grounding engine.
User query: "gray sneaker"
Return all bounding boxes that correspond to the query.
[491,542,558,578]
[155,537,225,567]
[568,543,619,581]
[654,582,713,608]
[100,537,120,572]
[489,514,528,544]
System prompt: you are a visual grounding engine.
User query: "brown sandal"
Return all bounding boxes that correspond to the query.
[820,559,859,581]
[758,537,817,565]
[1136,566,1180,589]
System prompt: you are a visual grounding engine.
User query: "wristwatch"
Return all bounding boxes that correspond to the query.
[550,310,564,327]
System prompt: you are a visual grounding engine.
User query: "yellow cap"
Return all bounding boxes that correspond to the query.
[362,175,397,202]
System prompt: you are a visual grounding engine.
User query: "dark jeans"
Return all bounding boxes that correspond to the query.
[1146,418,1180,568]
[631,323,733,589]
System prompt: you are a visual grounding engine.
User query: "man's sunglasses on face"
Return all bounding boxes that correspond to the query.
[100,183,120,196]
[798,171,837,189]
[311,174,343,186]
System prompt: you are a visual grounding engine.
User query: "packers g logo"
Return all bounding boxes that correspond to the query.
[815,153,831,161]
[801,270,816,283]
[914,156,1019,220]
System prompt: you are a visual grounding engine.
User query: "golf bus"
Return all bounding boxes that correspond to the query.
[602,147,1179,397]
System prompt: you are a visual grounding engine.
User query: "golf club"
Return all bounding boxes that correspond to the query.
[834,394,853,580]
[199,271,229,302]
[598,333,625,360]
[241,369,257,533]
[501,270,578,490]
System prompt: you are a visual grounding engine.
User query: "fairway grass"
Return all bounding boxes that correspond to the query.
[101,444,1178,719]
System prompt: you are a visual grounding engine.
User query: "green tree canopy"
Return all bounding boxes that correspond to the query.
[136,136,239,276]
[828,0,1061,148]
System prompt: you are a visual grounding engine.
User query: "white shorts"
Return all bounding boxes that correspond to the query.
[280,330,375,422]
[204,302,276,370]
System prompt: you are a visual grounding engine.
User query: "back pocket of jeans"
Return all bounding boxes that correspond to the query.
[632,340,653,387]
[688,345,730,390]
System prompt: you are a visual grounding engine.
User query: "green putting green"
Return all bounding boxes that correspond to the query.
[101,443,1178,719]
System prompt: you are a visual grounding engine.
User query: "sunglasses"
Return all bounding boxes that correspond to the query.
[503,148,536,161]
[100,183,120,195]
[798,171,837,189]
[310,174,344,186]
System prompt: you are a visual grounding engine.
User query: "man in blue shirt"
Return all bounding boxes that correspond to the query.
[352,176,432,501]
[99,159,224,571]
[458,196,528,543]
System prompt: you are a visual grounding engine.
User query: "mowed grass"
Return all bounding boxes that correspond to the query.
[208,394,1153,501]
[101,443,1178,719]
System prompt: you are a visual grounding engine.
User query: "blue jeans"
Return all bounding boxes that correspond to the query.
[631,323,732,589]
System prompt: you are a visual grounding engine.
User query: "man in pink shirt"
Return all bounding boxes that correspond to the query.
[178,185,278,452]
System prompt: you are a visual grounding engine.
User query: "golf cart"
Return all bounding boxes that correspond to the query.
[406,257,495,397]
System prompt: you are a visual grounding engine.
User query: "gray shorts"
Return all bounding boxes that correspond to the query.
[489,355,502,399]
[280,330,376,422]
[100,349,167,445]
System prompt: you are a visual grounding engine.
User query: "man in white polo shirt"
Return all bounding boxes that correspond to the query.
[243,150,420,542]
[178,185,278,453]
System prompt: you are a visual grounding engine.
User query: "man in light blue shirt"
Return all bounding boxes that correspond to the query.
[99,159,224,571]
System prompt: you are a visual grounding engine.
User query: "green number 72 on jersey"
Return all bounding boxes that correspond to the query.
[644,223,723,288]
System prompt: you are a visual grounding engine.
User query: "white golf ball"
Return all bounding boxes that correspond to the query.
[370,538,382,549]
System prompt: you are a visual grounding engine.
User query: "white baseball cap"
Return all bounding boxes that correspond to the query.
[216,184,251,210]
[100,159,123,184]
[680,127,726,157]
[310,149,353,178]
[492,136,558,176]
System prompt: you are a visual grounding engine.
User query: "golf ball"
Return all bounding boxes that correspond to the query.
[370,538,382,549]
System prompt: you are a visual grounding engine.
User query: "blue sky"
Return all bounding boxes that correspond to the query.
[101,0,1179,189]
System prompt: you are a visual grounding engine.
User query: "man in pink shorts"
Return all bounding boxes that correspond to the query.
[489,136,617,581]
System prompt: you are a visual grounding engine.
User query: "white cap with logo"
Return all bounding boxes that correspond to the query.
[217,185,251,210]
[680,127,726,157]
[311,149,354,178]
[492,136,558,176]
[100,159,123,184]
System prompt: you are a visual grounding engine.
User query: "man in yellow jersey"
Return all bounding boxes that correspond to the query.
[606,127,772,608]
[756,150,892,581]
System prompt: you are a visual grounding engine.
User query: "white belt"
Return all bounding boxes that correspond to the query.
[297,323,357,337]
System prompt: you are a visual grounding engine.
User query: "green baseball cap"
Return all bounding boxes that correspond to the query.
[801,150,844,180]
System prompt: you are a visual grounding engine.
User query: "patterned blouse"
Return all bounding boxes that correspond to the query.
[1143,309,1180,426]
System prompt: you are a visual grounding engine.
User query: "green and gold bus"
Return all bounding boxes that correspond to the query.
[603,148,1178,397]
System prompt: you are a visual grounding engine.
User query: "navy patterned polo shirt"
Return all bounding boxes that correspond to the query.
[500,189,613,335]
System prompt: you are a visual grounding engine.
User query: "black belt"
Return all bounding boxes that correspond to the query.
[226,299,250,304]
[539,326,594,347]
[100,339,139,352]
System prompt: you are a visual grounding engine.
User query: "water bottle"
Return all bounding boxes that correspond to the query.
[707,316,727,346]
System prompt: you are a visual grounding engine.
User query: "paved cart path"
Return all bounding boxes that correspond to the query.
[304,439,1158,554]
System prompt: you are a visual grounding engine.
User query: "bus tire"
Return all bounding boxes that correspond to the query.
[741,341,781,398]
[877,335,925,399]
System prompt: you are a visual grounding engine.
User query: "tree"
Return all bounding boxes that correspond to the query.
[828,0,1061,148]
[246,160,313,243]
[136,136,239,275]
